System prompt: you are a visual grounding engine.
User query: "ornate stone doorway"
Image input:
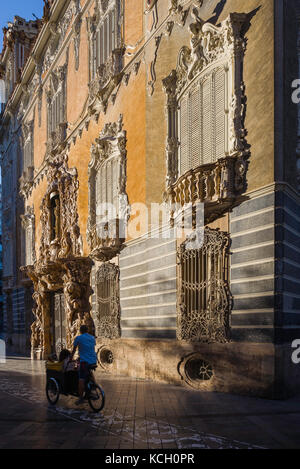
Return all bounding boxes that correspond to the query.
[21,152,95,360]
[51,291,67,355]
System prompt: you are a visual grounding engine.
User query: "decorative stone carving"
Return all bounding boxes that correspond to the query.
[19,119,34,199]
[42,3,74,74]
[88,48,125,116]
[147,34,162,96]
[95,262,121,339]
[73,14,82,71]
[21,151,94,358]
[163,12,250,224]
[177,228,232,343]
[21,205,37,266]
[87,115,130,261]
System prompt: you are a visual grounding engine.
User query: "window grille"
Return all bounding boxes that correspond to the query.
[177,228,232,343]
[96,263,121,339]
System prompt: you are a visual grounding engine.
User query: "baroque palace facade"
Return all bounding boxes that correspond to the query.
[0,0,300,398]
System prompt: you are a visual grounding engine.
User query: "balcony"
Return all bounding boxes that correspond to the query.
[165,156,248,224]
[88,48,125,114]
[46,122,68,156]
[87,218,126,262]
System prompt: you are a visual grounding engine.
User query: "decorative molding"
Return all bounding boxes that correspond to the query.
[73,14,82,71]
[87,114,130,261]
[94,262,121,339]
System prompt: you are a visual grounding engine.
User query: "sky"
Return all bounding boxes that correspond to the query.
[0,0,44,49]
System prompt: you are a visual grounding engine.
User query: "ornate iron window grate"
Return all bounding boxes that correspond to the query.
[177,228,232,343]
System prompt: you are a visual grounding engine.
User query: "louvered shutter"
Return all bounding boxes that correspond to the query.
[190,84,201,169]
[180,95,189,175]
[214,68,225,160]
[202,77,212,164]
[113,157,119,216]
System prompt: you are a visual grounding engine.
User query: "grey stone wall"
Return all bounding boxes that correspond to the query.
[119,236,177,339]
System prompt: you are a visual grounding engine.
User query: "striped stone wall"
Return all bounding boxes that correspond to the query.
[119,236,177,339]
[230,187,300,345]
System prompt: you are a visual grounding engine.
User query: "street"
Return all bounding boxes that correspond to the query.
[0,357,300,449]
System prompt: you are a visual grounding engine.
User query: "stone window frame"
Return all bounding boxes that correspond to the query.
[87,114,130,261]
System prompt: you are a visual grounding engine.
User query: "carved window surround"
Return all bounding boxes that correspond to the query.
[87,114,130,262]
[46,62,68,138]
[21,205,36,268]
[87,0,124,116]
[163,12,250,224]
[19,119,34,199]
[177,227,232,343]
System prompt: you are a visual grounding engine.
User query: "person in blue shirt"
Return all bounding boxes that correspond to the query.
[70,324,97,405]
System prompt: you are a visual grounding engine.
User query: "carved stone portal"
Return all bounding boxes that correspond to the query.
[21,152,94,359]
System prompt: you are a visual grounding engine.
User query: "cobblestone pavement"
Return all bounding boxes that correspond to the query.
[0,357,300,449]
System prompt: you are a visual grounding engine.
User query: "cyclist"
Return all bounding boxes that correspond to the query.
[70,324,97,405]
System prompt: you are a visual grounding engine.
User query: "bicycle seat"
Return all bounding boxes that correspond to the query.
[89,365,97,370]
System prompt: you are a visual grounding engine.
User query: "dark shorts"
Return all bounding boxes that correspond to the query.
[79,361,96,380]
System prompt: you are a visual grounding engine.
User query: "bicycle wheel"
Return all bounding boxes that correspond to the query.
[87,383,105,413]
[46,378,60,405]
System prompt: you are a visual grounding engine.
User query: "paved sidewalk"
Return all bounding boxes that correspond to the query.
[0,357,300,449]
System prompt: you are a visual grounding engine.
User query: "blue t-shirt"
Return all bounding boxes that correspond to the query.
[74,333,97,364]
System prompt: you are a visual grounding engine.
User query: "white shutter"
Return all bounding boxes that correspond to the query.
[214,68,225,161]
[180,95,189,176]
[190,84,201,169]
[113,158,119,216]
[202,77,212,164]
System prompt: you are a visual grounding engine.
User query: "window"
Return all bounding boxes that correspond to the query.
[48,87,64,136]
[177,228,232,343]
[179,67,227,175]
[87,115,129,261]
[96,154,120,226]
[46,65,67,137]
[163,13,248,187]
[90,0,122,79]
